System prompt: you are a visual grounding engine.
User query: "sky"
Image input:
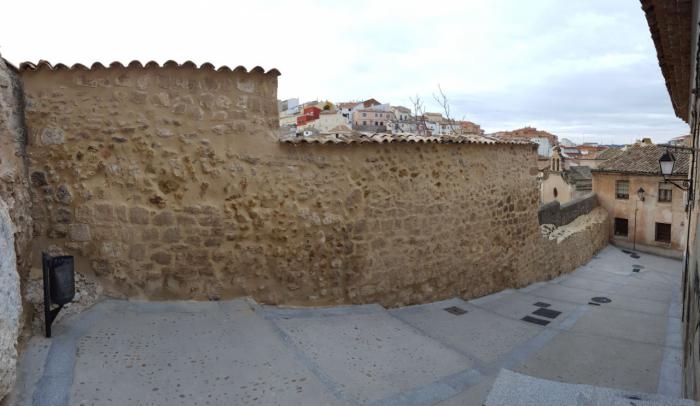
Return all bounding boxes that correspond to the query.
[0,0,689,144]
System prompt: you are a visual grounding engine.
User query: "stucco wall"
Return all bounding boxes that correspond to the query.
[593,172,686,257]
[541,172,573,204]
[0,58,28,402]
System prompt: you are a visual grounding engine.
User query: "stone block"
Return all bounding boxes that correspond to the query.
[94,203,115,222]
[40,127,65,145]
[151,252,172,265]
[69,224,91,242]
[129,207,150,225]
[153,210,175,226]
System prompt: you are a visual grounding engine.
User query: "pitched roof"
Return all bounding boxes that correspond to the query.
[640,0,693,121]
[593,148,624,161]
[566,166,592,182]
[593,144,690,176]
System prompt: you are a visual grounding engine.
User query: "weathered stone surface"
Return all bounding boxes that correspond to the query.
[0,199,21,399]
[19,64,608,310]
[69,224,91,242]
[129,207,150,225]
[0,56,32,401]
[39,127,64,145]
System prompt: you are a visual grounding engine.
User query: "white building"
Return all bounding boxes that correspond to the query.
[298,110,347,133]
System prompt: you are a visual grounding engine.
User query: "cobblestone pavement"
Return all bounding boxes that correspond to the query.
[7,246,688,405]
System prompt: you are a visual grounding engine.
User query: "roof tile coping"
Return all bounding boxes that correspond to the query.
[279,132,537,146]
[10,59,280,76]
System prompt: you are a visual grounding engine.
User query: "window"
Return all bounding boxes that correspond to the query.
[553,187,558,198]
[362,121,367,126]
[615,180,629,199]
[362,113,366,117]
[658,182,672,202]
[655,223,671,243]
[614,218,628,237]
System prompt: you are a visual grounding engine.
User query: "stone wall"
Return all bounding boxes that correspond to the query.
[531,207,610,285]
[0,58,32,275]
[0,57,28,402]
[538,193,597,227]
[19,63,558,307]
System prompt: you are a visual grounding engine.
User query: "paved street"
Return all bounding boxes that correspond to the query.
[8,246,690,405]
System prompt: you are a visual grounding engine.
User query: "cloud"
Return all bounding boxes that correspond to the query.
[0,0,688,143]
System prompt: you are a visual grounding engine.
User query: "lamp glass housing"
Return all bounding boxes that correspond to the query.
[659,150,676,179]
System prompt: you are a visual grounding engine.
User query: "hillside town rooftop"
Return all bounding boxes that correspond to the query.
[593,143,690,176]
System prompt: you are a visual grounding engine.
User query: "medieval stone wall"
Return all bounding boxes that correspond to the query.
[19,64,557,307]
[0,58,29,402]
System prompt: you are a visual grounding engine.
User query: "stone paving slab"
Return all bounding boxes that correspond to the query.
[516,330,665,393]
[525,283,607,305]
[4,337,51,406]
[434,374,497,406]
[469,291,579,329]
[68,299,342,406]
[485,369,693,406]
[389,298,541,366]
[557,275,625,294]
[616,284,675,303]
[269,308,472,405]
[569,305,669,345]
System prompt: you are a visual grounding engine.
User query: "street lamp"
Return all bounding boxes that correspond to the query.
[637,187,646,201]
[633,187,645,252]
[658,148,690,190]
[659,149,676,180]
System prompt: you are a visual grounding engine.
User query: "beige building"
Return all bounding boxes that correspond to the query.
[592,143,689,258]
[540,147,592,204]
[352,108,390,132]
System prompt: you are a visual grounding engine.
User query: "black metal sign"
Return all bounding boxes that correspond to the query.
[42,252,75,338]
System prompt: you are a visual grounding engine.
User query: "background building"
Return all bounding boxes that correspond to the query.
[592,143,689,258]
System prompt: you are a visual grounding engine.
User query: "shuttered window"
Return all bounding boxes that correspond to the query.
[658,183,672,202]
[615,180,629,199]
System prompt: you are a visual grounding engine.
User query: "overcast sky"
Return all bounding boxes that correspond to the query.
[0,0,689,144]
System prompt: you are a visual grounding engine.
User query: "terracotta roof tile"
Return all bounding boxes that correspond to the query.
[594,144,689,176]
[280,131,534,146]
[16,59,281,76]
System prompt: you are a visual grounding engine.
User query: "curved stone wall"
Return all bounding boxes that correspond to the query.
[19,64,556,307]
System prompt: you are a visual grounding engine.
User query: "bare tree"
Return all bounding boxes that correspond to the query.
[409,94,428,136]
[433,84,459,135]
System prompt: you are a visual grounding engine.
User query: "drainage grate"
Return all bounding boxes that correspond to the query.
[444,306,467,315]
[521,316,550,326]
[532,308,561,319]
[533,302,551,308]
[632,268,640,273]
[630,253,640,259]
[588,302,601,306]
[591,297,611,304]
[632,265,643,273]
